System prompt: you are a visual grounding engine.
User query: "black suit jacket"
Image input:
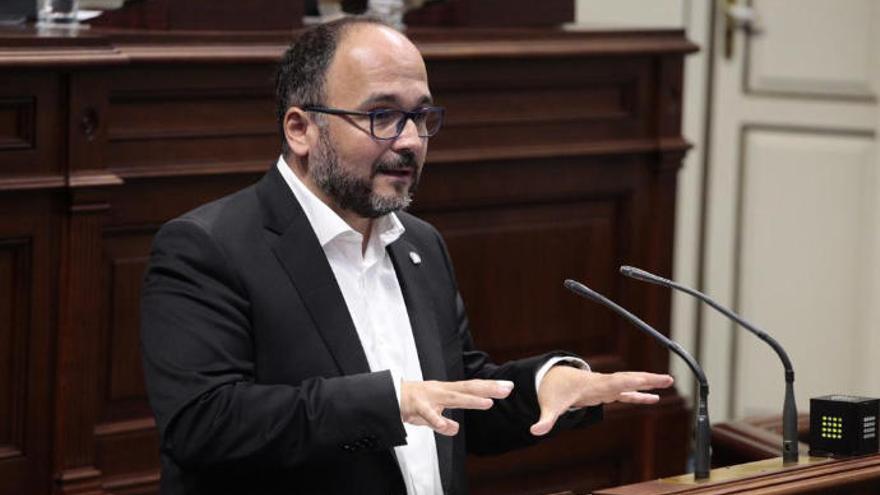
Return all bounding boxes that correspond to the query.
[140,166,601,495]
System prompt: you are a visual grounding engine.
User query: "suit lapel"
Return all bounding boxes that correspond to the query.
[388,237,453,493]
[257,167,371,377]
[388,237,447,383]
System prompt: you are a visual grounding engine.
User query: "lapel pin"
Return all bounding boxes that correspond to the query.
[409,251,422,265]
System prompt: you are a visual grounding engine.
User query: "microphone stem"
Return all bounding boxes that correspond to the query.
[621,266,799,464]
[563,279,713,480]
[694,385,711,479]
[782,378,799,464]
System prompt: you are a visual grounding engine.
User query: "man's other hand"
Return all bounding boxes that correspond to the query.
[400,379,514,436]
[530,366,674,436]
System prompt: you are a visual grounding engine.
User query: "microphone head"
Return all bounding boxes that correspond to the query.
[563,278,590,296]
[564,279,608,307]
[620,265,660,283]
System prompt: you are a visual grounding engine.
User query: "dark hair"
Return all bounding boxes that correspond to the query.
[274,16,388,156]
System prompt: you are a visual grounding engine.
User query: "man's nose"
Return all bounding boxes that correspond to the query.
[391,116,424,151]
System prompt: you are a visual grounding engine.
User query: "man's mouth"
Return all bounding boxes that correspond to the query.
[377,167,414,178]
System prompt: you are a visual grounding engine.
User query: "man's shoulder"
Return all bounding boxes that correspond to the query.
[157,181,261,252]
[164,183,261,240]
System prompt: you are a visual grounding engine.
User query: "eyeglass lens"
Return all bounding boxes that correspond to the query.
[372,109,443,139]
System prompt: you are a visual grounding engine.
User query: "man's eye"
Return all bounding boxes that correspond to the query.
[372,110,400,126]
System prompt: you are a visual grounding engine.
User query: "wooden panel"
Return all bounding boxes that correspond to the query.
[440,201,619,362]
[0,239,29,459]
[0,72,62,181]
[89,228,162,493]
[0,98,34,150]
[105,67,277,177]
[101,230,154,411]
[432,199,621,362]
[468,398,688,495]
[94,419,159,489]
[0,194,54,495]
[427,57,653,154]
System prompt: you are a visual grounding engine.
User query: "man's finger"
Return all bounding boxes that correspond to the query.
[420,403,460,436]
[618,391,661,404]
[438,390,493,411]
[450,379,514,400]
[529,408,560,437]
[611,372,674,392]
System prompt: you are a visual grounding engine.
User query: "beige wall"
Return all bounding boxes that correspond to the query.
[575,0,687,28]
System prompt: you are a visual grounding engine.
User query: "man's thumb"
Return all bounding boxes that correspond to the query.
[529,409,559,436]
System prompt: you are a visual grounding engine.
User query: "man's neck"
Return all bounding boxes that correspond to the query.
[287,157,373,250]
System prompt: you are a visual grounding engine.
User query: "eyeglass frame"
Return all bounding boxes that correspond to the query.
[301,105,445,141]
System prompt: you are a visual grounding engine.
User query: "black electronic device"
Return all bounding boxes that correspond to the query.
[809,395,879,457]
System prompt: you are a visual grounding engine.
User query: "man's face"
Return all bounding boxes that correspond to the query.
[308,25,432,218]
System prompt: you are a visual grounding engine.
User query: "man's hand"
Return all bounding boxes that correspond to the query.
[400,379,514,436]
[530,366,674,436]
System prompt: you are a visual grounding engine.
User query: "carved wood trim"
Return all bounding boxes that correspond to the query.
[55,465,105,495]
[0,175,67,192]
[102,470,159,492]
[0,238,31,460]
[55,209,108,472]
[428,138,691,164]
[68,172,125,189]
[0,97,35,151]
[0,29,698,68]
[93,417,155,438]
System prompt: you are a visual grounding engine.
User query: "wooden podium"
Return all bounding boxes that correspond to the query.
[594,454,880,495]
[596,415,880,495]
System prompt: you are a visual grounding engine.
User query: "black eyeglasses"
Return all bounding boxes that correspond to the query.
[302,105,445,140]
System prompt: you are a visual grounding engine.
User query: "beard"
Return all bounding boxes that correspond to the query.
[309,126,421,219]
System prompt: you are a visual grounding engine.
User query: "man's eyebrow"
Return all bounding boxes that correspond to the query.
[359,93,434,108]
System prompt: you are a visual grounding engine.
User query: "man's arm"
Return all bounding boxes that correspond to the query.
[140,219,407,471]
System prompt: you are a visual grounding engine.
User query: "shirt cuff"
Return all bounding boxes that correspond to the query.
[389,369,403,407]
[534,356,591,396]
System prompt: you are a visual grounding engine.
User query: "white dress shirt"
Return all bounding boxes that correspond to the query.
[276,157,587,494]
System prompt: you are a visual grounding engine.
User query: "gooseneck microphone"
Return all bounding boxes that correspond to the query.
[563,279,711,479]
[620,265,798,464]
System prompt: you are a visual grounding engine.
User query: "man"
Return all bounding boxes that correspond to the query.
[140,17,674,495]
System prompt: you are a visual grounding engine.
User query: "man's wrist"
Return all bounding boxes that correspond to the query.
[534,356,590,395]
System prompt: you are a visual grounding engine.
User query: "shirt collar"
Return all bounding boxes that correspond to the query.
[275,156,405,249]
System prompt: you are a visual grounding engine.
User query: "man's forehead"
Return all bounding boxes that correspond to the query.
[326,24,429,103]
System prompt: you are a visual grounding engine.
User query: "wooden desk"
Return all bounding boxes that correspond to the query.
[595,454,880,495]
[0,26,695,495]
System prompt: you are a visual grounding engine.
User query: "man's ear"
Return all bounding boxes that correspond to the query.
[283,107,313,157]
